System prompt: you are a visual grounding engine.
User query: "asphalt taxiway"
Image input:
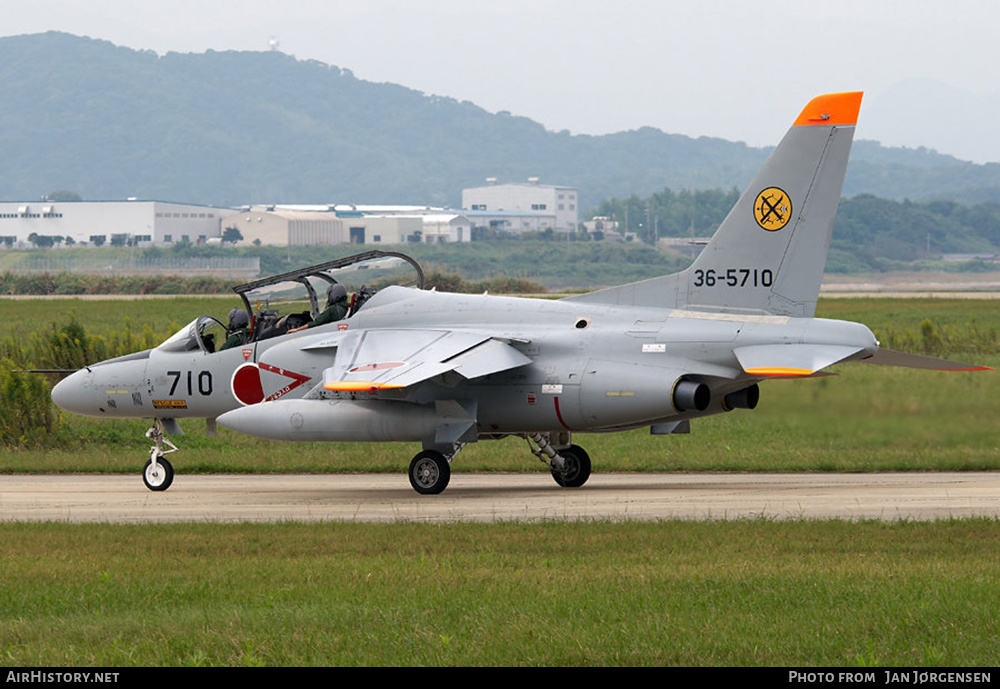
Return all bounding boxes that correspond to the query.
[1,472,998,523]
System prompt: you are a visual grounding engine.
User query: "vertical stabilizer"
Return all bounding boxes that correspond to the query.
[567,92,862,317]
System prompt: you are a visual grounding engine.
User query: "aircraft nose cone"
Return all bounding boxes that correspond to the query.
[51,369,93,414]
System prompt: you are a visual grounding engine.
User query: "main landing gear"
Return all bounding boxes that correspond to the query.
[525,433,592,488]
[406,433,593,496]
[143,419,178,491]
[408,449,452,495]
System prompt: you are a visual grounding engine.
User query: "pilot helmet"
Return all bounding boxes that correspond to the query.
[327,282,348,303]
[228,308,249,329]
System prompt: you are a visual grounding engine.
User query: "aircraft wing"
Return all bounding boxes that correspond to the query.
[734,344,865,378]
[858,348,992,371]
[321,329,533,391]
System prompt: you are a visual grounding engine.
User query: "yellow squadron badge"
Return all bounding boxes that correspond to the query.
[753,187,792,231]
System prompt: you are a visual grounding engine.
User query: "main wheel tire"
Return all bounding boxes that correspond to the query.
[551,444,591,488]
[143,455,174,492]
[408,450,451,495]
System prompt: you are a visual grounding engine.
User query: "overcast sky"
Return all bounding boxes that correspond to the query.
[5,0,1000,162]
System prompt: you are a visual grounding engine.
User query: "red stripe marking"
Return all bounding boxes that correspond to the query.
[553,396,571,430]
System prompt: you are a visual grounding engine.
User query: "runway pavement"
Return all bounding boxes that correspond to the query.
[1,472,998,523]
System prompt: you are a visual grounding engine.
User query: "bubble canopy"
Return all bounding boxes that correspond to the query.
[236,250,423,318]
[156,250,425,353]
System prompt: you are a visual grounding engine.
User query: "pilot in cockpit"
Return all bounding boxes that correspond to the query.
[219,308,251,350]
[288,282,350,333]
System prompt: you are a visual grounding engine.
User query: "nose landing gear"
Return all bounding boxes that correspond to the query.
[143,419,178,491]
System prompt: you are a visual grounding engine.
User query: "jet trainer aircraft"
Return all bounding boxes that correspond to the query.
[51,91,990,494]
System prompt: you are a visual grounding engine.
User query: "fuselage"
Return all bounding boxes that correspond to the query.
[51,286,879,436]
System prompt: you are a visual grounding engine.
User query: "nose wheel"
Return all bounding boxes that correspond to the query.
[143,419,179,492]
[143,455,174,491]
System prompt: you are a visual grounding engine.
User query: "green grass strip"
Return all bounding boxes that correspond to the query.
[1,520,998,666]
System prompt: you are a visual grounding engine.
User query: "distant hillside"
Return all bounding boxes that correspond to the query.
[1,32,999,208]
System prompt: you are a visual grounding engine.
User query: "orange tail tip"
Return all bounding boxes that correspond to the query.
[793,91,863,127]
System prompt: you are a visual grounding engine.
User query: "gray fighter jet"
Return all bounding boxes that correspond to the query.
[51,91,990,494]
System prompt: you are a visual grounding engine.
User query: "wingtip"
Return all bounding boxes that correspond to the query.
[793,91,863,127]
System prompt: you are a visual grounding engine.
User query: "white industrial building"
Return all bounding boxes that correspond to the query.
[462,178,578,234]
[461,209,557,236]
[0,200,227,247]
[227,205,473,246]
[0,200,477,248]
[0,184,578,249]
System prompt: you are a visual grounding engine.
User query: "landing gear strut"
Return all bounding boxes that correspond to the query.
[143,419,178,491]
[525,433,592,488]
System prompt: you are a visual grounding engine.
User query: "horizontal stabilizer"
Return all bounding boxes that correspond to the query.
[859,349,992,371]
[734,344,864,378]
[322,329,532,391]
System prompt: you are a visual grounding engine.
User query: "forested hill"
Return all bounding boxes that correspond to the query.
[2,31,999,208]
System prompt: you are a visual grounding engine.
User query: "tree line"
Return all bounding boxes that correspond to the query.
[590,189,1000,271]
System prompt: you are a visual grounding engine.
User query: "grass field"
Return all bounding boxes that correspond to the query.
[1,294,998,667]
[2,520,999,666]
